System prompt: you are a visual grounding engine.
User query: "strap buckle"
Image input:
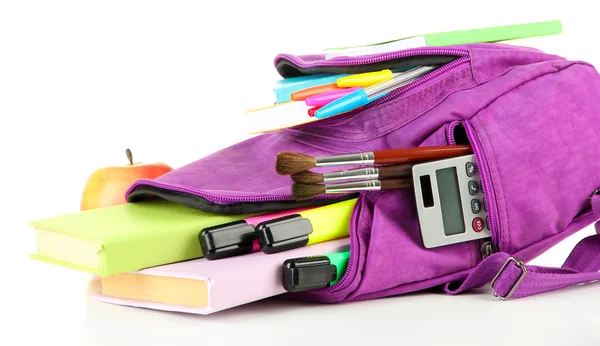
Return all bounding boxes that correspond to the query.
[490,257,527,300]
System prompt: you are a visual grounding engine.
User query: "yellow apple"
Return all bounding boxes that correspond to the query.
[80,149,173,210]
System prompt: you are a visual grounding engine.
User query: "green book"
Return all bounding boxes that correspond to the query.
[29,200,250,277]
[324,20,562,58]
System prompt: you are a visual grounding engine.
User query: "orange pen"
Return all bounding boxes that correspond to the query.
[290,83,342,101]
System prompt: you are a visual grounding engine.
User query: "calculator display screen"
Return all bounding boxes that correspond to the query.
[435,167,465,236]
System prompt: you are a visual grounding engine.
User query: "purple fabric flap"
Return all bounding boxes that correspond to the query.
[125,133,359,214]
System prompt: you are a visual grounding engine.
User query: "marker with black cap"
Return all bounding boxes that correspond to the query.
[200,198,357,260]
[282,250,350,292]
[199,207,311,260]
[254,198,356,254]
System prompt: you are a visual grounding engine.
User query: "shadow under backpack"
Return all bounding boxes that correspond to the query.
[125,42,600,303]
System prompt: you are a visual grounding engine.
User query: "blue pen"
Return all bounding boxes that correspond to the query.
[314,65,437,119]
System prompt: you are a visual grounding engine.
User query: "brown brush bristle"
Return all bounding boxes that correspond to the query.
[275,152,316,175]
[291,171,324,184]
[292,183,326,200]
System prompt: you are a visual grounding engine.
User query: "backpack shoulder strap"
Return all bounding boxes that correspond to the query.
[445,190,600,300]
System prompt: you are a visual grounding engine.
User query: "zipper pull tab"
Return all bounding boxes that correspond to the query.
[480,240,498,260]
[588,189,599,203]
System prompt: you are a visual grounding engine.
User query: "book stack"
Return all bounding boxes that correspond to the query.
[30,198,354,314]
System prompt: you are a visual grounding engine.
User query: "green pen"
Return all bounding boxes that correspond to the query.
[282,250,350,292]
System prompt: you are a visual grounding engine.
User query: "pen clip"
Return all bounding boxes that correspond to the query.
[199,221,256,260]
[255,214,313,254]
[282,256,337,292]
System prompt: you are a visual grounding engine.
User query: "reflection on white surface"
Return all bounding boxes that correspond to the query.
[79,276,600,346]
[12,227,600,346]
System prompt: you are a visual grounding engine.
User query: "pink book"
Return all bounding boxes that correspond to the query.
[94,238,349,314]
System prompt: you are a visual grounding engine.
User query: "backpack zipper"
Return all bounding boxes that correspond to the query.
[127,180,355,204]
[462,121,502,249]
[345,56,470,115]
[276,47,468,68]
[480,240,498,260]
[278,48,470,126]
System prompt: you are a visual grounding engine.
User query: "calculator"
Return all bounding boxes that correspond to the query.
[412,154,491,248]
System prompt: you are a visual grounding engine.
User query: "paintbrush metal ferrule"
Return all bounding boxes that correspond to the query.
[315,152,375,167]
[322,167,379,183]
[324,180,382,193]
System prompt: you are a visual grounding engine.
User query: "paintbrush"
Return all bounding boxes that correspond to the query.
[276,145,472,175]
[291,163,413,184]
[292,178,413,200]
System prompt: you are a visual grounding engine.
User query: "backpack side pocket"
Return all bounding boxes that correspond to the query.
[460,61,600,257]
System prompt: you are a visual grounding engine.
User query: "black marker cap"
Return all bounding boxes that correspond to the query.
[199,220,256,260]
[255,214,313,254]
[282,256,337,292]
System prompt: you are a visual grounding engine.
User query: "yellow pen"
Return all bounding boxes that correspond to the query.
[337,69,393,87]
[255,198,357,254]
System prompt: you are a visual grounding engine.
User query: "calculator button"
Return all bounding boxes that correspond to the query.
[483,197,487,211]
[486,217,490,230]
[471,199,482,214]
[472,218,485,232]
[466,162,477,177]
[468,181,479,195]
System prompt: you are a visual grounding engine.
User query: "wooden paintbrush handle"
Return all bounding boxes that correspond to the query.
[373,145,472,164]
[377,163,413,179]
[380,178,413,190]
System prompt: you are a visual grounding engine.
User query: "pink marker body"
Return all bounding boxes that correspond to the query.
[245,207,312,226]
[305,87,360,107]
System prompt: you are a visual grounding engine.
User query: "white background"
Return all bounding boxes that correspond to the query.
[2,1,600,345]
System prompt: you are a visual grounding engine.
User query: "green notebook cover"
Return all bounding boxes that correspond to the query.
[29,200,250,277]
[424,20,562,46]
[325,20,562,50]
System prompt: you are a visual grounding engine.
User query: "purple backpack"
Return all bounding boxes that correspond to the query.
[126,43,600,302]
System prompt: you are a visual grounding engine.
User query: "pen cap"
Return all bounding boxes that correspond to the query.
[314,88,369,119]
[282,256,337,292]
[255,214,313,254]
[305,87,360,107]
[199,221,256,260]
[308,105,322,117]
[336,69,393,88]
